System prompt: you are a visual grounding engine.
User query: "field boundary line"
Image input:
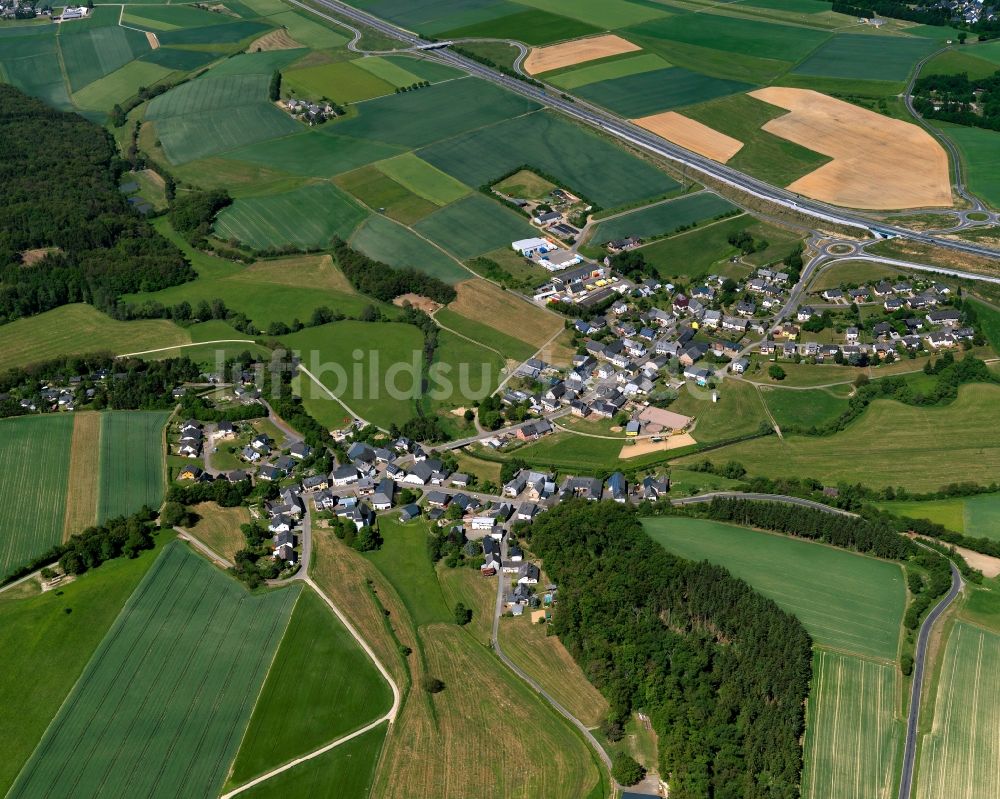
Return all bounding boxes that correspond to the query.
[295,363,380,431]
[117,339,255,357]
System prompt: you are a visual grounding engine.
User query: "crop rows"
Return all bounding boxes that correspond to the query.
[97,411,170,522]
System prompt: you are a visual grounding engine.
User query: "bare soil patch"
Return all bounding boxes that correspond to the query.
[451,278,561,348]
[63,411,101,541]
[633,111,743,162]
[750,87,952,210]
[247,27,304,52]
[619,432,697,459]
[915,534,1000,578]
[524,34,640,75]
[145,30,159,49]
[20,247,60,266]
[394,293,441,313]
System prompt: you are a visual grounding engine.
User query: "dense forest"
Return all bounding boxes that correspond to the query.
[913,70,1000,131]
[529,501,812,799]
[330,237,457,304]
[0,85,194,324]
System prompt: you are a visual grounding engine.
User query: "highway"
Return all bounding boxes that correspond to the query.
[301,0,1000,263]
[897,558,963,799]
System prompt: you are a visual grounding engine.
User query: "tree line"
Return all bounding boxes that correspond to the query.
[330,237,456,305]
[0,86,195,325]
[528,501,812,799]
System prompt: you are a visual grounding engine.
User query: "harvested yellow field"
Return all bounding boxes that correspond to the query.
[233,254,356,294]
[524,34,640,75]
[750,87,952,210]
[450,278,562,348]
[145,31,159,49]
[63,412,102,541]
[619,432,697,459]
[247,27,303,51]
[188,502,250,561]
[633,111,743,162]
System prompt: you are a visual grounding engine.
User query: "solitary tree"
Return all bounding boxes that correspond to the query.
[768,364,786,381]
[421,675,445,693]
[453,602,472,626]
[611,753,645,786]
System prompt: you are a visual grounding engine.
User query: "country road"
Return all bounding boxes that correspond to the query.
[670,491,859,516]
[897,558,963,799]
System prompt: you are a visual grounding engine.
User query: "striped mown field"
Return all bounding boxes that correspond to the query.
[802,651,902,799]
[97,411,170,522]
[8,542,300,799]
[0,415,74,577]
[916,622,1000,799]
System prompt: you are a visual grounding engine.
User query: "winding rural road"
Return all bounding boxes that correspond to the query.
[897,559,963,799]
[298,0,1000,263]
[670,491,859,516]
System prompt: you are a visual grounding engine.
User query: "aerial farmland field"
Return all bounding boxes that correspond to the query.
[574,67,754,117]
[0,415,74,578]
[222,131,407,179]
[349,214,471,283]
[97,411,171,522]
[414,193,537,260]
[336,165,440,224]
[546,52,672,90]
[284,59,396,103]
[214,182,368,250]
[642,517,905,659]
[916,622,1000,799]
[154,102,300,164]
[8,542,300,799]
[227,588,393,787]
[791,33,935,82]
[375,152,470,205]
[590,191,737,244]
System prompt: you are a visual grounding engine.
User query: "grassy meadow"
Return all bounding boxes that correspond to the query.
[589,192,737,245]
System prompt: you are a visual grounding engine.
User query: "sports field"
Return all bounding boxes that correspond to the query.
[590,192,736,244]
[214,182,368,250]
[284,321,426,428]
[349,214,471,283]
[419,110,680,209]
[676,384,1000,492]
[0,415,73,577]
[801,651,902,799]
[643,517,905,660]
[792,33,935,82]
[0,304,189,371]
[0,535,171,796]
[916,622,1000,799]
[414,194,537,260]
[237,723,387,799]
[9,543,299,799]
[97,411,170,522]
[227,588,393,787]
[574,66,754,117]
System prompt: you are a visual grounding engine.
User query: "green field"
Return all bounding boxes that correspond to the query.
[147,73,272,119]
[682,92,831,186]
[761,386,850,431]
[590,192,736,244]
[575,67,754,116]
[336,165,439,224]
[214,181,368,250]
[328,77,540,149]
[428,329,506,414]
[72,59,174,112]
[222,131,406,179]
[154,102,301,164]
[206,48,308,77]
[440,7,600,44]
[547,52,672,89]
[350,214,471,283]
[284,321,427,428]
[285,59,395,103]
[122,4,227,30]
[8,542,299,799]
[97,411,170,522]
[139,46,219,71]
[503,430,624,472]
[518,0,666,28]
[156,19,269,45]
[916,622,1000,799]
[59,14,151,92]
[923,47,1000,80]
[670,378,770,443]
[227,588,393,788]
[0,304,189,371]
[875,493,1000,538]
[419,110,680,209]
[258,9,348,48]
[0,415,74,577]
[941,123,1000,209]
[808,259,906,292]
[435,307,537,363]
[413,193,537,260]
[0,533,172,795]
[676,384,1000,492]
[643,517,905,659]
[354,55,422,86]
[364,516,451,626]
[628,12,828,62]
[792,33,934,82]
[375,152,470,205]
[238,723,387,799]
[802,650,902,799]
